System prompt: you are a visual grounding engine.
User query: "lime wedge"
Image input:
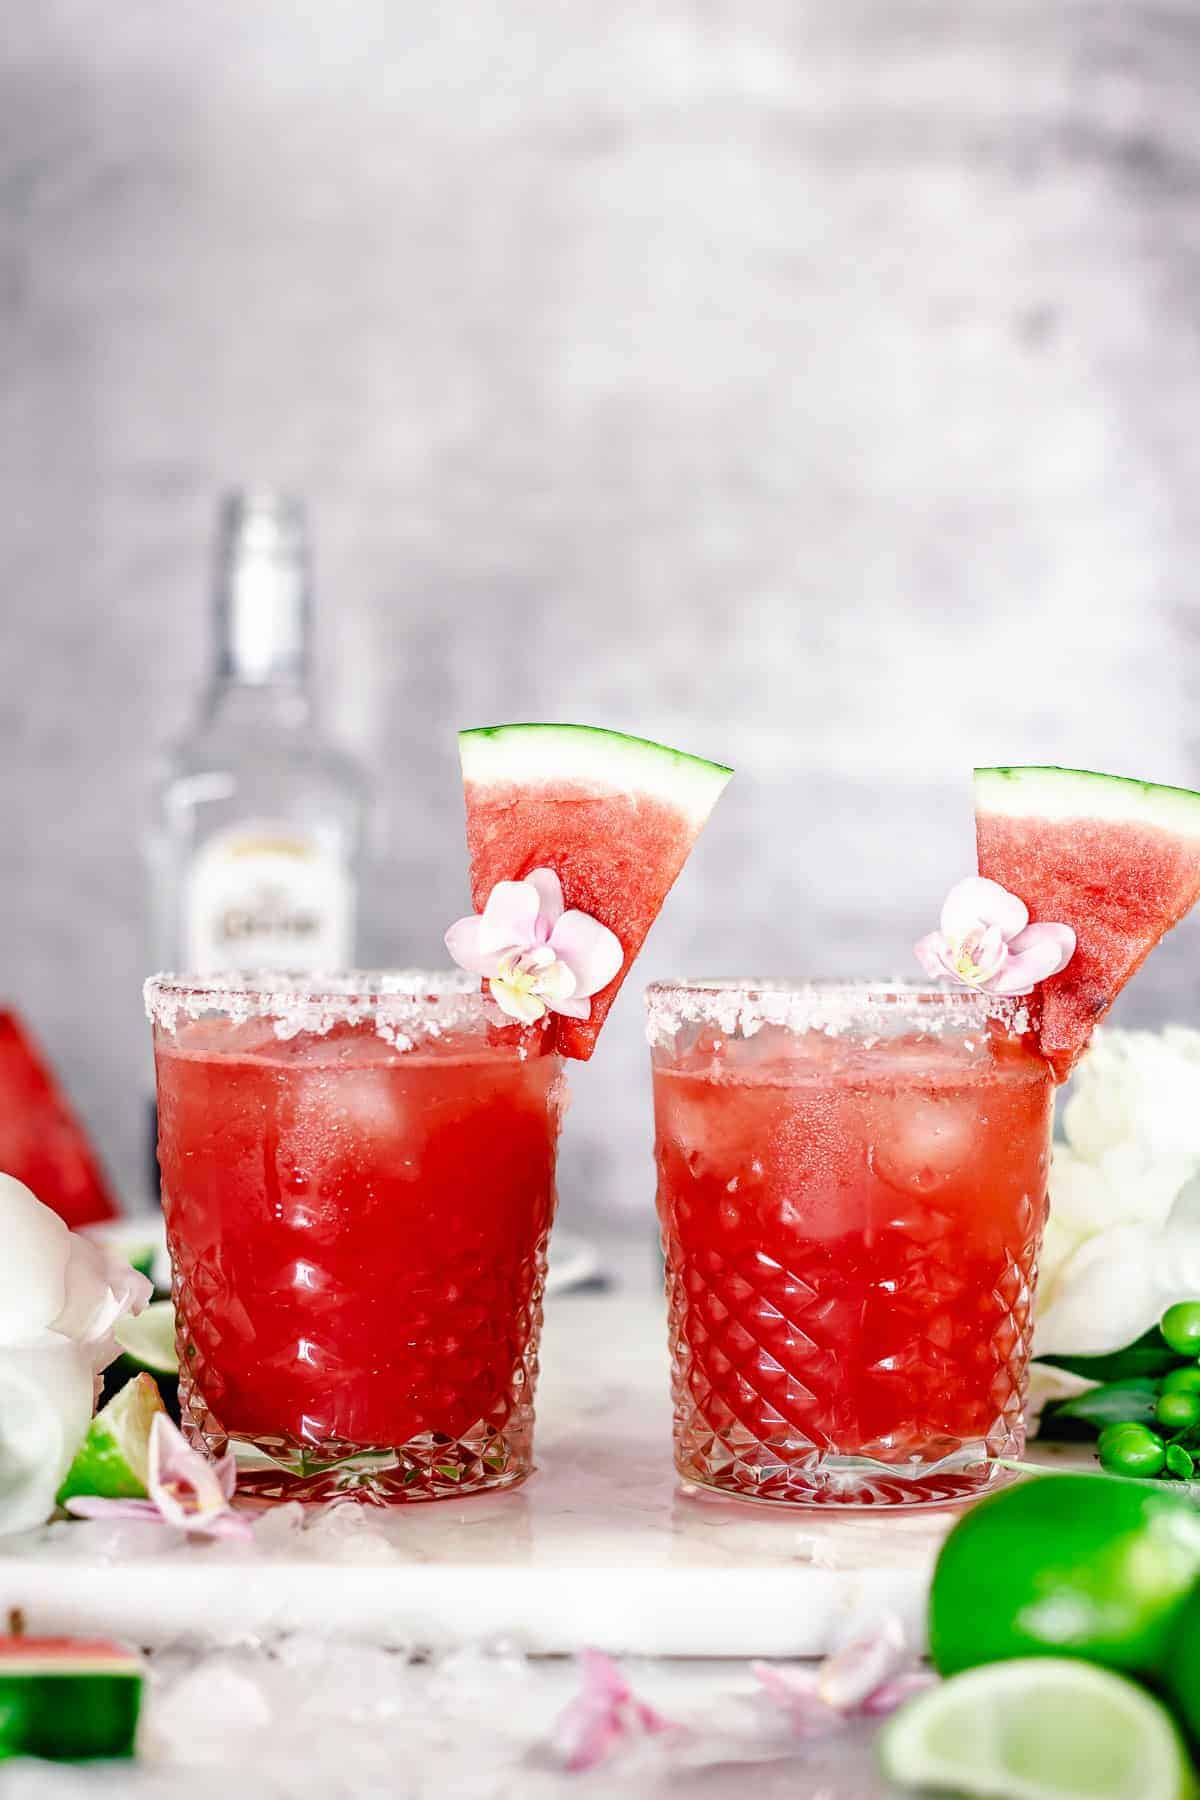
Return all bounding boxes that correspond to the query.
[56,1374,165,1505]
[879,1658,1196,1799]
[114,1300,177,1376]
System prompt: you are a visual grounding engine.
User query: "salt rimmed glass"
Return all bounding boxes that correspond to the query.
[646,981,1054,1508]
[146,972,566,1504]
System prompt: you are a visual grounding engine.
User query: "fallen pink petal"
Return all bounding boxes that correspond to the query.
[66,1416,251,1540]
[150,1414,252,1537]
[817,1618,906,1710]
[751,1661,844,1739]
[552,1649,678,1773]
[64,1496,162,1525]
[859,1670,940,1716]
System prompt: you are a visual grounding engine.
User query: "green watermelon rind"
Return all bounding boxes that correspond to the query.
[459,723,733,831]
[975,766,1200,838]
[0,1652,142,1761]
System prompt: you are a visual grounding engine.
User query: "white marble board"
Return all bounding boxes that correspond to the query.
[0,1266,1007,1659]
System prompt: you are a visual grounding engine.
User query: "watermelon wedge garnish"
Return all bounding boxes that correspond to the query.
[459,723,732,1058]
[0,1637,143,1760]
[975,765,1200,1079]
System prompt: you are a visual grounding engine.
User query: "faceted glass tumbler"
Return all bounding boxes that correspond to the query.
[147,972,565,1504]
[646,981,1054,1508]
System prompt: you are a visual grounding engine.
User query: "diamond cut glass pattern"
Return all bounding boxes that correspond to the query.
[149,974,564,1504]
[647,982,1053,1507]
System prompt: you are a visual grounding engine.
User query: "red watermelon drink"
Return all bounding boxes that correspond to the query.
[648,982,1054,1507]
[147,973,565,1503]
[645,761,1200,1509]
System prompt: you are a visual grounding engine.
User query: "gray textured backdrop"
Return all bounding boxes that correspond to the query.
[4,1,1200,1224]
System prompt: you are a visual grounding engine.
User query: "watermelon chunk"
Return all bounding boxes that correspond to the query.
[0,1009,118,1227]
[975,766,1200,1080]
[459,723,732,1058]
[0,1637,143,1761]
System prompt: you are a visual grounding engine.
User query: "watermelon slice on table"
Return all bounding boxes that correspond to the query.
[0,1637,143,1761]
[975,765,1200,1080]
[458,723,732,1058]
[0,1008,117,1227]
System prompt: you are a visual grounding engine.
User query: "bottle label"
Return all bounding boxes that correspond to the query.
[184,823,353,974]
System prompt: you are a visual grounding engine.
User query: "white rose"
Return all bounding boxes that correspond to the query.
[0,1173,152,1535]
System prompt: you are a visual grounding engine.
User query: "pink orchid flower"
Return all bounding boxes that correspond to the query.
[445,868,623,1026]
[552,1649,677,1773]
[66,1412,252,1541]
[915,876,1075,996]
[753,1617,935,1736]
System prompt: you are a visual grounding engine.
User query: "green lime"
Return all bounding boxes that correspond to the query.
[929,1474,1200,1678]
[55,1374,165,1504]
[114,1301,177,1376]
[1165,1582,1200,1741]
[1167,1444,1196,1480]
[1162,1304,1200,1358]
[879,1658,1196,1799]
[1163,1367,1200,1397]
[1098,1421,1167,1477]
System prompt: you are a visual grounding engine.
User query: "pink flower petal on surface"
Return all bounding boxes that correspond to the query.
[860,1671,939,1717]
[476,880,542,955]
[149,1415,250,1538]
[548,912,624,1000]
[817,1619,906,1710]
[214,1452,238,1504]
[526,868,565,939]
[197,1510,255,1541]
[552,1650,676,1773]
[751,1662,842,1739]
[64,1496,162,1524]
[444,915,505,977]
[940,877,1028,944]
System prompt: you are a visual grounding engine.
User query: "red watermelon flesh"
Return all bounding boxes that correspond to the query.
[459,725,732,1059]
[975,766,1200,1081]
[0,1008,118,1226]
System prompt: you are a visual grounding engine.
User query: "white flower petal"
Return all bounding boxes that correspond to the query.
[940,877,1027,944]
[0,1335,96,1536]
[1034,1225,1160,1357]
[914,932,954,982]
[477,881,541,956]
[149,1414,232,1529]
[0,1174,72,1347]
[547,912,623,1000]
[533,958,576,1004]
[488,976,547,1025]
[52,1236,152,1366]
[525,868,564,934]
[444,915,504,977]
[549,995,591,1021]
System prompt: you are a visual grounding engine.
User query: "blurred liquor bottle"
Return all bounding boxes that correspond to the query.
[146,492,369,983]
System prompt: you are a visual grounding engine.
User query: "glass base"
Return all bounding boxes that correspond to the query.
[674,1441,1015,1509]
[181,1381,535,1505]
